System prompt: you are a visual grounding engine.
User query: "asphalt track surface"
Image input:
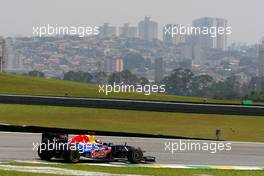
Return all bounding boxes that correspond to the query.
[0,132,263,167]
[1,94,264,116]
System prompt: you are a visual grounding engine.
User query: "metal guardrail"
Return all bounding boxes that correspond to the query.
[0,94,264,116]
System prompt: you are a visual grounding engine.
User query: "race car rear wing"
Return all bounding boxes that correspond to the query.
[41,133,68,143]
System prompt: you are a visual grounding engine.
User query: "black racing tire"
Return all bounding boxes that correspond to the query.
[63,149,81,163]
[127,148,143,164]
[37,144,54,161]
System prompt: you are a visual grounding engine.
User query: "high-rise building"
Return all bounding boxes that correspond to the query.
[4,38,23,71]
[138,17,158,41]
[163,24,186,45]
[104,57,124,73]
[99,23,117,38]
[115,58,124,72]
[192,17,228,50]
[257,39,264,91]
[119,23,137,38]
[154,57,163,82]
[163,24,174,44]
[258,40,264,78]
[0,37,5,72]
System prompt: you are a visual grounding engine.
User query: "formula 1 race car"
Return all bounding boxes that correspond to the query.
[37,133,155,164]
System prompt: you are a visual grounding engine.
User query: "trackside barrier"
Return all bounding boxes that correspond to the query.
[0,94,264,116]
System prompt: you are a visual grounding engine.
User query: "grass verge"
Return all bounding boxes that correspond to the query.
[2,162,263,176]
[0,104,263,142]
[0,73,247,104]
[0,170,58,176]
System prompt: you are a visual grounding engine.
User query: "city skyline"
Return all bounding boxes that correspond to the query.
[0,0,264,44]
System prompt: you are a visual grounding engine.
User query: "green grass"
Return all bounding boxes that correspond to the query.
[0,73,244,104]
[3,162,264,176]
[0,73,264,142]
[45,164,264,176]
[0,171,58,176]
[0,104,264,142]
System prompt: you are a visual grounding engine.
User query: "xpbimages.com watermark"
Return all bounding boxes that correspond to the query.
[98,82,166,95]
[164,140,232,154]
[32,24,100,37]
[164,24,232,38]
[32,139,102,154]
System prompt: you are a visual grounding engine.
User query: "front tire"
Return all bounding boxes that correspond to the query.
[127,148,143,164]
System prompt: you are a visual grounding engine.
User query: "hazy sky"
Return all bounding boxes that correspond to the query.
[0,0,263,44]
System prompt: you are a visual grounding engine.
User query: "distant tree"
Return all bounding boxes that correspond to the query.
[63,71,93,83]
[247,91,264,102]
[209,81,227,99]
[248,77,264,92]
[210,76,243,99]
[224,76,243,99]
[108,70,139,85]
[27,70,45,77]
[191,75,214,97]
[108,72,121,84]
[162,68,194,96]
[138,77,150,85]
[93,72,108,84]
[245,77,264,102]
[121,70,139,84]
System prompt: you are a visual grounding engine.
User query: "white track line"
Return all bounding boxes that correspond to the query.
[13,160,264,171]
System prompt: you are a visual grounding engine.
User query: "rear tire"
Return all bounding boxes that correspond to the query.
[127,148,143,164]
[63,149,80,163]
[38,144,54,161]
